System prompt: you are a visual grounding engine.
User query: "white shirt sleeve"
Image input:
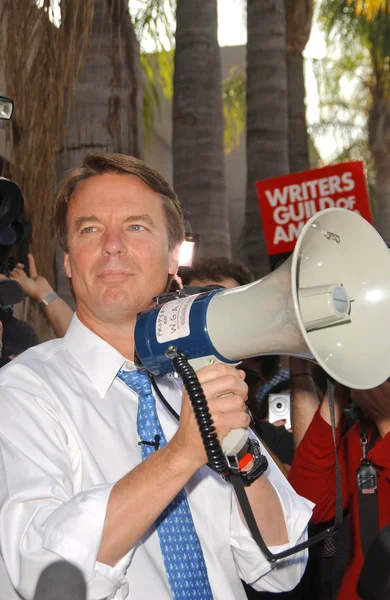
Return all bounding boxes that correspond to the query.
[0,386,131,600]
[229,442,314,593]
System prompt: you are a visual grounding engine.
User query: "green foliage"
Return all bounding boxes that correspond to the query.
[347,0,390,20]
[131,0,176,141]
[222,66,246,154]
[332,137,376,210]
[319,0,390,95]
[141,50,174,142]
[132,0,176,51]
[311,52,369,146]
[311,0,390,183]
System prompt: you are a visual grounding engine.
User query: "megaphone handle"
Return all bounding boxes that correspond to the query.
[222,428,249,456]
[188,357,249,456]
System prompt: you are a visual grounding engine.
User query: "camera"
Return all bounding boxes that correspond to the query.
[0,93,27,307]
[268,393,291,430]
[0,94,13,120]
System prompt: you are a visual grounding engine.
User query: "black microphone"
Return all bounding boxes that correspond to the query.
[33,561,86,600]
[0,280,24,306]
[138,434,161,451]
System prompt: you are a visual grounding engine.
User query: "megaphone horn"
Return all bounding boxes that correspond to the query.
[136,208,390,390]
[135,208,390,451]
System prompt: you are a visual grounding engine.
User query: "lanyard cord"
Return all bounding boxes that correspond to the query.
[150,368,344,561]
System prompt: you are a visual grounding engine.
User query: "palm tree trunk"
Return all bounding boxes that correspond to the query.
[287,51,309,173]
[57,0,142,172]
[238,0,289,277]
[56,0,143,306]
[172,0,230,257]
[286,0,313,174]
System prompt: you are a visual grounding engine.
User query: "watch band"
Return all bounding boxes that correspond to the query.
[239,439,268,487]
[39,291,59,307]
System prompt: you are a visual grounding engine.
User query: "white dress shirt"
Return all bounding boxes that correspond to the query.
[0,315,313,600]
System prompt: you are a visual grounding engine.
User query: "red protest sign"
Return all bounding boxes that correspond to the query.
[256,161,373,256]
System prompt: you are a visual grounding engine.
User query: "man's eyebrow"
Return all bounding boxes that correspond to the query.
[74,216,100,230]
[124,214,156,228]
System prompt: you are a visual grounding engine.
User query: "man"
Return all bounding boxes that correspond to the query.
[0,153,312,600]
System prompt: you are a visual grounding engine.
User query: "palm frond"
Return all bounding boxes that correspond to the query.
[347,0,390,20]
[141,49,174,142]
[222,66,246,154]
[132,0,176,51]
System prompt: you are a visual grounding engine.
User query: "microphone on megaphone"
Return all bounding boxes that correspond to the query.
[33,561,86,600]
[135,208,390,455]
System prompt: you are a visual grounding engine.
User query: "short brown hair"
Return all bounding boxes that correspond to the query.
[180,256,254,287]
[52,152,185,252]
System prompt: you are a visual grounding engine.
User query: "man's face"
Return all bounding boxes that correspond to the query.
[64,173,180,323]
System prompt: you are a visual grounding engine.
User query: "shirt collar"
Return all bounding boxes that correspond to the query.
[63,314,131,399]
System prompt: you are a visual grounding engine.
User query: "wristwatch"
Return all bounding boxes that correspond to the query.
[227,438,269,487]
[239,439,268,487]
[39,291,59,307]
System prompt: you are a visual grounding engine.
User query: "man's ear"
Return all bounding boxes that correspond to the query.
[168,243,181,275]
[64,253,72,278]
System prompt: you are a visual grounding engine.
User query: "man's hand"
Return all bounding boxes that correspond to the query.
[9,253,54,302]
[171,363,249,468]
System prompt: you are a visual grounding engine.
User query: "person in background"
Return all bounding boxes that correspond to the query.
[288,360,390,600]
[0,309,40,366]
[7,253,74,337]
[253,378,294,468]
[180,255,254,289]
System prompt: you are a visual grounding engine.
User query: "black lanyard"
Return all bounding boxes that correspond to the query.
[151,374,346,562]
[357,420,379,556]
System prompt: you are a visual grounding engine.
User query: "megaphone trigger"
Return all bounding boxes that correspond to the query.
[167,346,249,456]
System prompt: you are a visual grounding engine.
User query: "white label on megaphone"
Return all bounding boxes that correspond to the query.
[156,294,198,344]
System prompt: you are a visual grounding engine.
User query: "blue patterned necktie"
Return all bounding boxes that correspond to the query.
[117,366,214,600]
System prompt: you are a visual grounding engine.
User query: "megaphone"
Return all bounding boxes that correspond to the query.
[135,208,390,453]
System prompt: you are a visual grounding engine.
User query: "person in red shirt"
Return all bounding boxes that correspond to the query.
[288,375,390,600]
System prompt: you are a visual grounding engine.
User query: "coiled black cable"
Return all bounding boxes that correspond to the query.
[166,346,228,474]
